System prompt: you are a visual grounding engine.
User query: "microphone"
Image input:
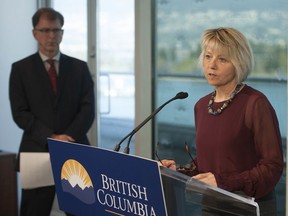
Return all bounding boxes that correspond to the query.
[113,91,189,154]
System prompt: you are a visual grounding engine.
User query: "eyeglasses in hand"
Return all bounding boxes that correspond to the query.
[155,141,198,176]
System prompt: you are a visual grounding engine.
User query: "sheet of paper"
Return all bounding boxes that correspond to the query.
[20,152,54,189]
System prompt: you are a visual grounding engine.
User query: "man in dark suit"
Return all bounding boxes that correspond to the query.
[9,7,95,216]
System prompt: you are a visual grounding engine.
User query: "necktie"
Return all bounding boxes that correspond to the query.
[47,59,58,95]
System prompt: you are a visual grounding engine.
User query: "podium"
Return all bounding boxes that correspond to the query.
[160,166,260,216]
[48,139,167,216]
[48,140,260,216]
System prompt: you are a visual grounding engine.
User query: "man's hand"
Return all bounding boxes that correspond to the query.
[51,134,75,142]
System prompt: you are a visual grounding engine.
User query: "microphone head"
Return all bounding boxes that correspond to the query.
[175,92,188,99]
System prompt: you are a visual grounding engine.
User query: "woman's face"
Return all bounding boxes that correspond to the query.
[202,46,237,88]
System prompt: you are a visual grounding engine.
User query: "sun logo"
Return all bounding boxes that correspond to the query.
[61,159,96,204]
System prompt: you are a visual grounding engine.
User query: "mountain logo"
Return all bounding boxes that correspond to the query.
[61,159,95,204]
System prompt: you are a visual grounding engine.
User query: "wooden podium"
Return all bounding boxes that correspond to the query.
[0,151,18,216]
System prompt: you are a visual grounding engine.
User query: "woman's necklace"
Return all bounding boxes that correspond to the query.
[208,83,244,115]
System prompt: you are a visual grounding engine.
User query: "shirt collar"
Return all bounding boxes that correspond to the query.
[39,52,61,62]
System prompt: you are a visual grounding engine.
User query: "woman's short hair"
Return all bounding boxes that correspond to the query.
[199,27,254,83]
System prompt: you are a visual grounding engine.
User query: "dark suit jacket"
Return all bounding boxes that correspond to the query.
[9,52,95,169]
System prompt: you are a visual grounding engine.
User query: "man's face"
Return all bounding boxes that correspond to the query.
[33,16,63,57]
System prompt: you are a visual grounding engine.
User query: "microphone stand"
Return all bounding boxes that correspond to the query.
[113,92,188,154]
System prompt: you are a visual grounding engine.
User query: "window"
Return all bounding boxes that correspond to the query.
[54,1,87,61]
[98,0,135,152]
[154,0,287,215]
[54,0,135,152]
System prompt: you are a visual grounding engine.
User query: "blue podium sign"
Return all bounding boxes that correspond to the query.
[48,139,167,216]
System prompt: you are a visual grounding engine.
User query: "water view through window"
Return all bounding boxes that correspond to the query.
[154,0,287,215]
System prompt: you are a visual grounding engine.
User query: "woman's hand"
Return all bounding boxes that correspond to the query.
[192,172,217,187]
[158,159,177,171]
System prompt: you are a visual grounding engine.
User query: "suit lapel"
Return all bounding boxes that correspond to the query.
[33,53,58,102]
[58,54,66,97]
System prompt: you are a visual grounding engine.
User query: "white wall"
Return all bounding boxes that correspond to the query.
[0,1,37,153]
[0,0,37,212]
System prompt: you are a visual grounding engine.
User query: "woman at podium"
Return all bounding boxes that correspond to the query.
[161,27,283,215]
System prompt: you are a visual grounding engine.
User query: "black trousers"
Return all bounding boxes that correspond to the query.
[20,186,74,216]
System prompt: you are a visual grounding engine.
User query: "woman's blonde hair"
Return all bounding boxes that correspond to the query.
[199,27,254,83]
